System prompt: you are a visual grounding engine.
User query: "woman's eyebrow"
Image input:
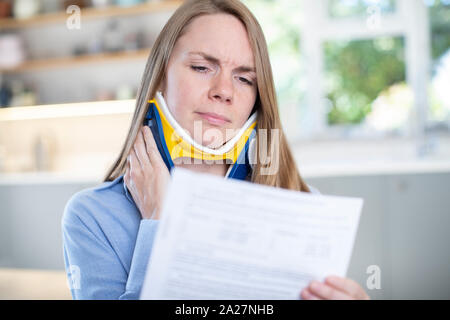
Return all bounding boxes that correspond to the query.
[188,51,256,73]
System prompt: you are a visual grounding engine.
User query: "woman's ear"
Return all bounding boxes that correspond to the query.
[158,76,167,97]
[156,85,164,97]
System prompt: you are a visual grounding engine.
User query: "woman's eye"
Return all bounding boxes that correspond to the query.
[191,66,253,86]
[239,77,253,86]
[191,65,208,72]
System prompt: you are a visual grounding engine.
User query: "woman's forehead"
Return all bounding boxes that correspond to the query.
[174,14,255,67]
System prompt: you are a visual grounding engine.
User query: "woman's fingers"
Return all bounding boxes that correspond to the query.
[142,125,157,150]
[133,129,152,169]
[124,127,170,220]
[128,148,142,180]
[307,280,353,300]
[302,277,370,300]
[325,276,369,300]
[142,126,164,169]
[300,288,321,300]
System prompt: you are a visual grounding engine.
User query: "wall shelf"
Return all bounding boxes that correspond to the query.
[0,1,177,106]
[0,47,151,73]
[0,0,182,30]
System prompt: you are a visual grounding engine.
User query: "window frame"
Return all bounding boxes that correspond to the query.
[297,0,432,141]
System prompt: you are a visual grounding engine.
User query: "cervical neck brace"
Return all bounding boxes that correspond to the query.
[144,91,257,179]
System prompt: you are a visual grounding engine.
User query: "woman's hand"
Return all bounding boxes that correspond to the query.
[300,276,370,300]
[124,126,171,220]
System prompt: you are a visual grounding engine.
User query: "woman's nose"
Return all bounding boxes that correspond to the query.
[209,72,233,104]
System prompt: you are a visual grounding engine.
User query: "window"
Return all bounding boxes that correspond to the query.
[244,0,450,140]
[428,0,450,125]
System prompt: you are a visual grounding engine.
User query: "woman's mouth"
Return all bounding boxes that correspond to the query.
[195,112,230,126]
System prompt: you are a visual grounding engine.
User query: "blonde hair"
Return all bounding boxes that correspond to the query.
[104,0,310,192]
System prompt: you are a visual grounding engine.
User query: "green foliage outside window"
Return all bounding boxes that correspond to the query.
[429,2,450,60]
[324,37,406,125]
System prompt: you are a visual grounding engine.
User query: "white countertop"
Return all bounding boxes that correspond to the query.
[1,137,449,184]
[1,158,449,185]
[298,158,450,178]
[0,171,103,185]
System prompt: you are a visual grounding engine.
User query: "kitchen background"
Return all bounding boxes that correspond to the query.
[0,0,449,299]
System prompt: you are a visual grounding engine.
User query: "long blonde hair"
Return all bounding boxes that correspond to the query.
[103,0,310,192]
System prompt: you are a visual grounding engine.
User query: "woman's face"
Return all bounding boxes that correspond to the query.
[161,13,258,148]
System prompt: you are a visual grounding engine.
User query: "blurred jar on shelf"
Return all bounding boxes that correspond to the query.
[8,80,37,107]
[87,36,103,55]
[95,88,114,101]
[103,20,124,52]
[0,33,26,69]
[124,30,146,51]
[92,0,113,8]
[13,0,41,19]
[63,0,87,10]
[0,76,12,107]
[41,0,62,14]
[33,131,56,172]
[115,84,135,100]
[115,0,142,7]
[0,0,12,18]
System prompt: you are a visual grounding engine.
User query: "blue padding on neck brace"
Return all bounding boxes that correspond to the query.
[227,128,255,181]
[145,102,174,172]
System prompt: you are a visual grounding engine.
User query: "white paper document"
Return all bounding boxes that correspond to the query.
[140,168,363,300]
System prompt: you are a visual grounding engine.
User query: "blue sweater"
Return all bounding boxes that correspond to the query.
[62,173,319,300]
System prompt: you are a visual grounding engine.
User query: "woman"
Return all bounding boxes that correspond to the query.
[62,0,369,300]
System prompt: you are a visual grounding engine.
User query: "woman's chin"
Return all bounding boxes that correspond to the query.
[193,137,226,149]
